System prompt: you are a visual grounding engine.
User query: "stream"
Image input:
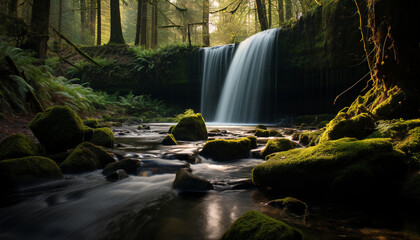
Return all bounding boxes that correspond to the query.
[1,124,419,240]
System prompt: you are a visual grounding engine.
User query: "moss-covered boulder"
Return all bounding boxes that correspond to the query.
[162,134,178,145]
[255,129,269,137]
[256,124,267,130]
[267,197,308,216]
[319,113,375,143]
[246,136,258,149]
[89,127,115,148]
[261,139,296,159]
[60,144,99,173]
[171,113,207,141]
[200,137,251,161]
[0,156,62,190]
[172,168,213,192]
[83,119,100,128]
[269,130,284,137]
[367,119,420,139]
[0,134,39,160]
[102,158,142,176]
[372,90,406,119]
[253,138,407,199]
[298,130,323,146]
[221,210,302,240]
[29,106,85,152]
[396,127,420,154]
[82,142,115,167]
[168,125,176,133]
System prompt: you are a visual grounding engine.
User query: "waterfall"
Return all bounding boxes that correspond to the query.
[214,29,279,123]
[200,44,234,121]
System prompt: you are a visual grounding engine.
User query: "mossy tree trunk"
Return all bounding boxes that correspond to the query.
[24,0,51,59]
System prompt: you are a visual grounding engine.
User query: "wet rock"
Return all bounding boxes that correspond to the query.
[251,149,262,158]
[246,136,258,149]
[269,130,284,137]
[88,127,115,148]
[162,151,199,164]
[254,129,269,137]
[200,137,251,161]
[261,138,296,159]
[0,156,63,191]
[291,132,300,141]
[171,113,208,141]
[137,125,150,130]
[29,106,85,152]
[267,197,308,216]
[105,169,129,182]
[255,124,267,130]
[221,210,302,240]
[162,134,178,145]
[0,134,39,160]
[141,159,190,174]
[102,158,142,176]
[283,128,296,135]
[230,179,255,190]
[172,168,213,192]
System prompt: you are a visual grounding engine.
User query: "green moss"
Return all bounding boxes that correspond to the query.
[0,156,63,190]
[83,118,100,128]
[267,197,308,216]
[269,130,284,137]
[80,142,115,168]
[29,106,85,152]
[298,130,323,146]
[252,138,407,199]
[0,134,39,160]
[319,113,375,143]
[367,119,420,140]
[372,90,406,118]
[200,137,251,161]
[396,127,420,153]
[172,113,207,141]
[168,125,176,133]
[162,134,178,145]
[89,127,115,148]
[255,129,269,137]
[261,139,296,159]
[256,124,267,130]
[246,136,258,149]
[220,210,302,240]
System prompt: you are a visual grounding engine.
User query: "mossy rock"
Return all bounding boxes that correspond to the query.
[0,134,39,160]
[81,142,115,168]
[256,124,267,130]
[200,137,251,161]
[319,113,375,143]
[60,143,99,173]
[29,106,85,152]
[221,210,302,240]
[269,130,284,137]
[396,127,420,154]
[246,136,258,149]
[172,168,213,192]
[255,129,269,137]
[102,158,142,176]
[162,134,178,145]
[0,156,63,190]
[267,197,308,216]
[89,127,115,148]
[372,90,406,119]
[367,119,420,140]
[83,119,100,128]
[298,130,323,146]
[137,125,150,130]
[261,139,296,159]
[171,113,207,141]
[168,125,176,133]
[252,138,407,200]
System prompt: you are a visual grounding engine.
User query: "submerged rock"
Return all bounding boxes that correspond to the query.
[88,127,115,148]
[172,168,213,192]
[246,136,258,149]
[29,106,85,152]
[0,156,63,190]
[221,210,302,240]
[261,138,296,159]
[0,134,39,160]
[267,197,308,216]
[102,158,142,176]
[253,138,407,200]
[162,134,178,145]
[105,169,129,182]
[171,113,208,141]
[200,137,251,161]
[162,150,199,164]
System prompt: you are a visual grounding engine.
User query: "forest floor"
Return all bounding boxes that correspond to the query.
[0,113,35,142]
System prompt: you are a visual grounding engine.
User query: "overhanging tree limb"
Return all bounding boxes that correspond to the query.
[210,0,239,14]
[164,0,187,11]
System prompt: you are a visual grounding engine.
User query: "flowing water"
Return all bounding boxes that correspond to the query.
[1,124,419,240]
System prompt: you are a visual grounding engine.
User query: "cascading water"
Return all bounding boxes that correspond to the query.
[200,44,234,121]
[214,29,279,123]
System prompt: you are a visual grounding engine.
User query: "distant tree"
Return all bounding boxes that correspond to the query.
[8,0,17,17]
[24,0,51,59]
[278,0,284,26]
[151,0,158,48]
[268,0,272,28]
[203,0,210,46]
[140,0,148,47]
[80,0,87,43]
[284,0,292,21]
[108,0,125,44]
[255,0,268,31]
[97,0,101,45]
[134,0,142,45]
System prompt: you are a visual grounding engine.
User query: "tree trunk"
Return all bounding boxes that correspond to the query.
[89,0,96,44]
[58,0,63,46]
[255,0,268,31]
[80,0,87,43]
[151,0,158,48]
[202,0,210,46]
[140,0,148,47]
[24,0,51,59]
[278,0,284,26]
[134,0,142,45]
[8,0,18,17]
[268,0,271,28]
[108,0,125,44]
[0,2,6,14]
[97,0,101,45]
[284,0,292,21]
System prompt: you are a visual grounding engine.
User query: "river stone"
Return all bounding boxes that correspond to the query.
[200,137,251,161]
[106,169,129,182]
[141,159,190,174]
[0,134,39,160]
[171,113,208,141]
[0,156,63,191]
[261,138,296,159]
[29,106,85,152]
[89,127,115,148]
[172,168,213,192]
[267,197,308,216]
[102,158,142,176]
[162,150,199,164]
[221,210,302,240]
[162,134,178,145]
